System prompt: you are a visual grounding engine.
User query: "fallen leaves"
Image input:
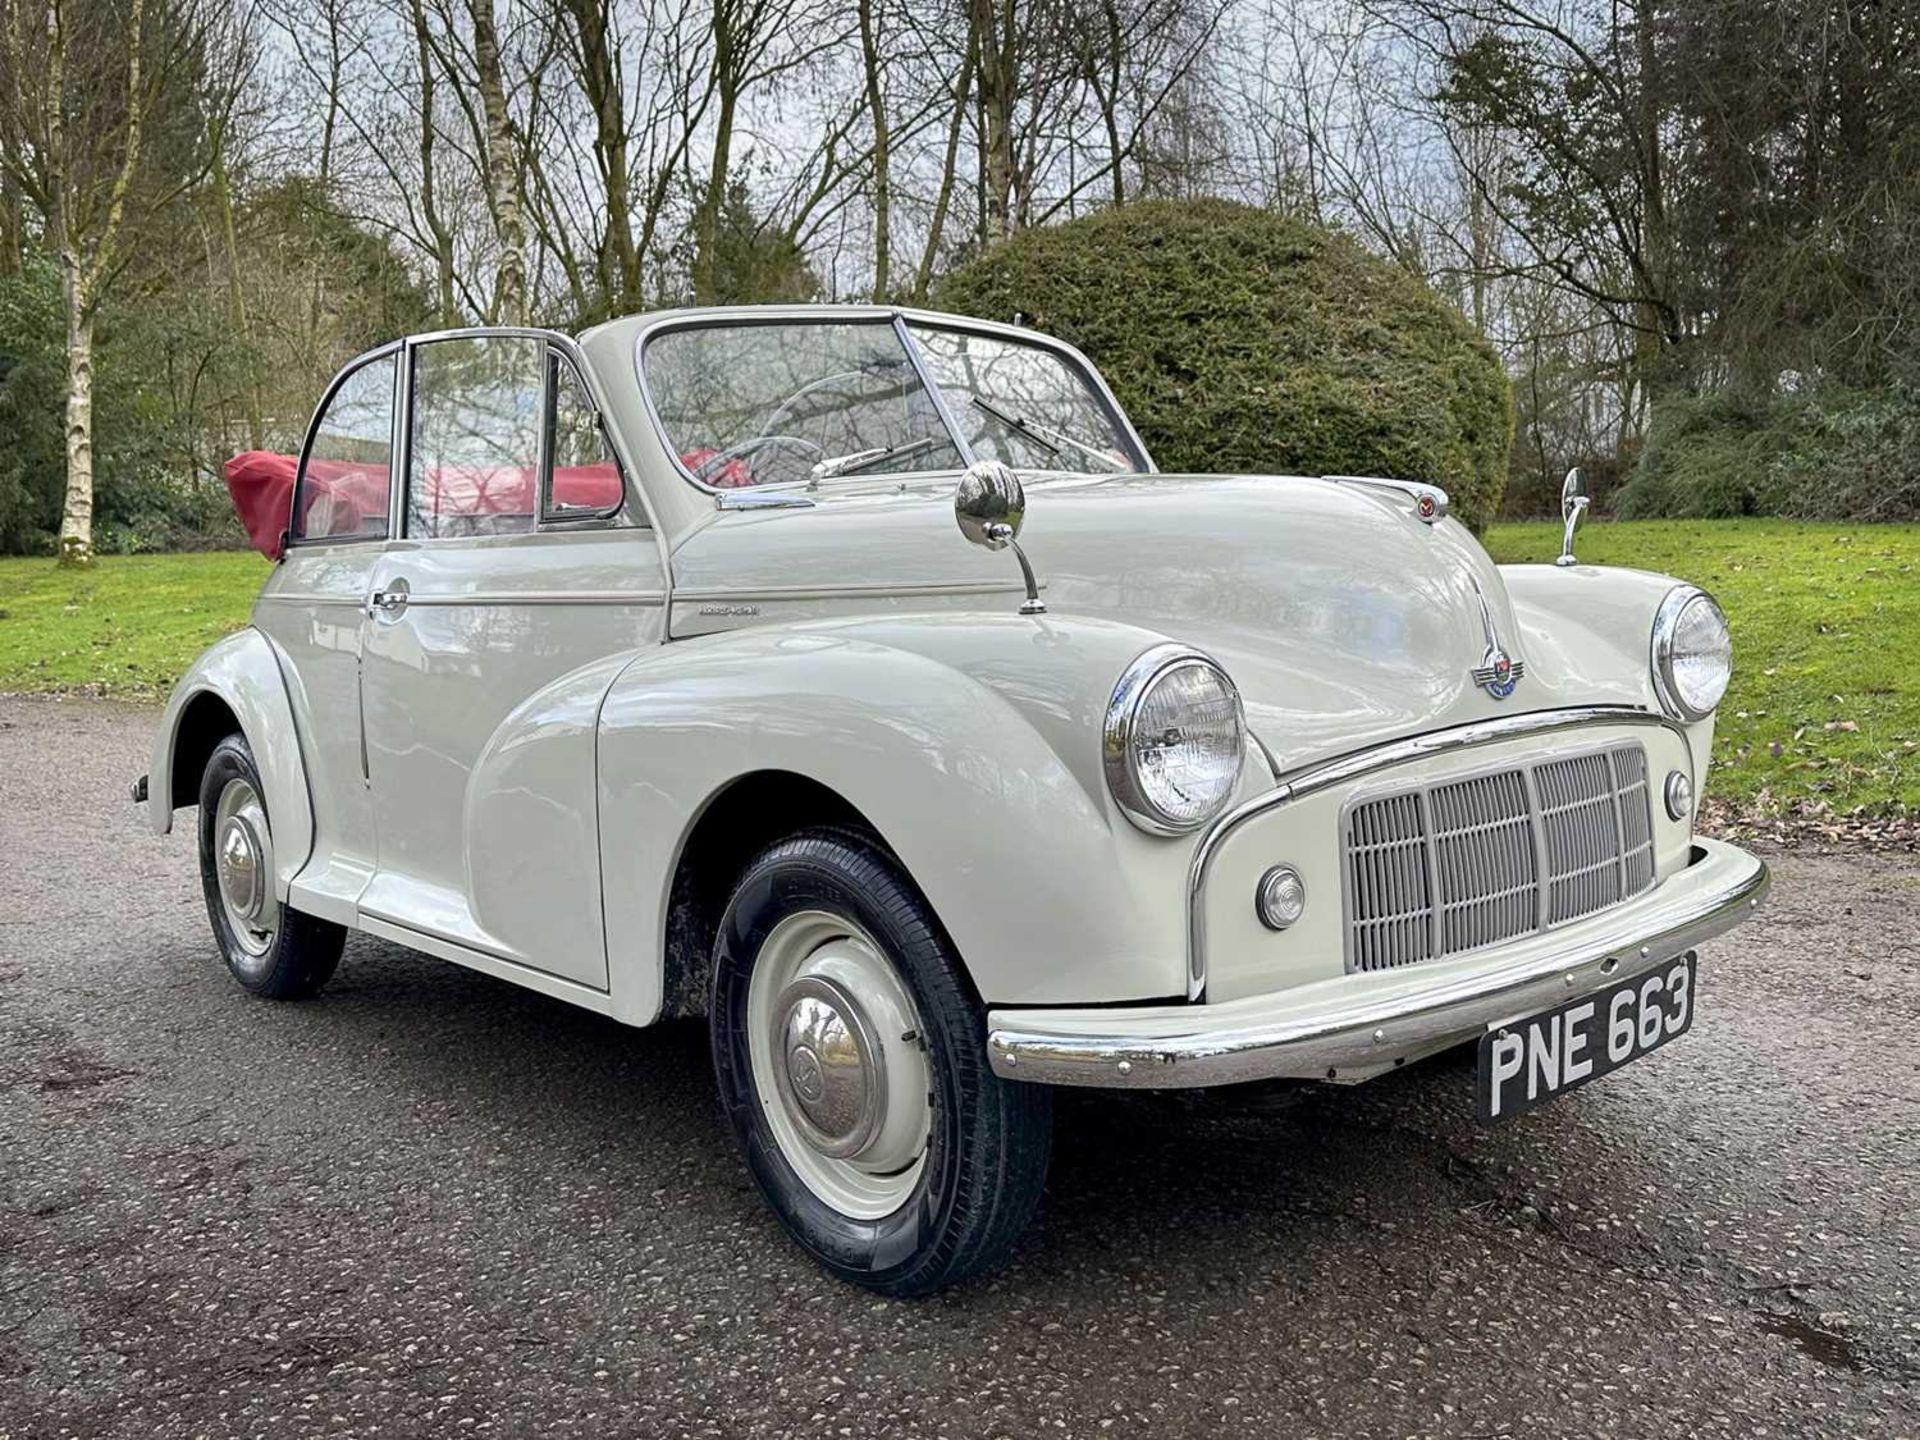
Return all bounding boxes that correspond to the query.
[1704,796,1920,853]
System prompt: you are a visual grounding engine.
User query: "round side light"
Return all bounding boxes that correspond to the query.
[1255,865,1307,932]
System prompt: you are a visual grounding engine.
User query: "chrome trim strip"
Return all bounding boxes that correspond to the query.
[257,593,370,608]
[372,591,666,608]
[1186,705,1694,1000]
[992,840,1768,1088]
[715,490,816,511]
[894,314,979,469]
[359,911,614,1001]
[673,579,1036,605]
[1324,475,1449,524]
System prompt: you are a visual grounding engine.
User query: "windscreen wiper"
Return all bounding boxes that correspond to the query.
[809,434,942,482]
[969,395,1126,472]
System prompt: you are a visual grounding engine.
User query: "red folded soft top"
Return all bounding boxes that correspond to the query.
[222,452,369,561]
[222,452,628,560]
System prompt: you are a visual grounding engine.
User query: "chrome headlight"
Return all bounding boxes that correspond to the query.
[1103,645,1245,834]
[1651,585,1731,721]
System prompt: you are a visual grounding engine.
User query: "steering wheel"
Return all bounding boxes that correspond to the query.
[693,434,826,488]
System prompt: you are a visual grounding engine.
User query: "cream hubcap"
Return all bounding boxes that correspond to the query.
[213,777,279,964]
[747,911,931,1219]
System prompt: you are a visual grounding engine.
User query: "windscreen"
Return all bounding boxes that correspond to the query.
[643,321,964,489]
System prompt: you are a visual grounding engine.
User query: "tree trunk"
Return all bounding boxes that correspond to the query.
[1099,0,1124,205]
[693,93,737,301]
[970,0,1016,242]
[913,38,975,301]
[857,0,890,300]
[318,0,343,185]
[692,2,738,304]
[209,116,264,450]
[57,262,95,567]
[0,177,21,276]
[563,0,638,309]
[410,0,457,322]
[469,0,526,324]
[1631,0,1671,393]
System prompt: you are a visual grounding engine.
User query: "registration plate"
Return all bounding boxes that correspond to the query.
[1476,954,1696,1124]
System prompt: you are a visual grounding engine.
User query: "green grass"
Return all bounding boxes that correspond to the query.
[1487,519,1920,814]
[4,520,1916,813]
[0,551,267,701]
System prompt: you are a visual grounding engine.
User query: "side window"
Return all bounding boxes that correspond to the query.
[545,356,626,520]
[293,353,396,542]
[408,336,545,539]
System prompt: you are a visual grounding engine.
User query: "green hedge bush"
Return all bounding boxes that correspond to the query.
[935,199,1513,530]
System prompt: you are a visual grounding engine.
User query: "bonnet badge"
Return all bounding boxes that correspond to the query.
[1469,579,1525,700]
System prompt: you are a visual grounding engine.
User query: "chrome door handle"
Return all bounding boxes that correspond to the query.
[368,582,410,616]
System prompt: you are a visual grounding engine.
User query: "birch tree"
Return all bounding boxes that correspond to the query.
[0,0,211,563]
[464,0,526,322]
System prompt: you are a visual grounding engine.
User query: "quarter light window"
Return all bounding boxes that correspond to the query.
[545,357,626,520]
[408,336,545,539]
[294,353,396,542]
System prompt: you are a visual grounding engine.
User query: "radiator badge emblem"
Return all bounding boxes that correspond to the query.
[1470,579,1526,700]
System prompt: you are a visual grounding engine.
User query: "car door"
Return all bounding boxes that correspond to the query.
[252,345,401,922]
[356,332,666,989]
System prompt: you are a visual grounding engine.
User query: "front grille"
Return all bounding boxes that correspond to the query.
[1344,744,1657,972]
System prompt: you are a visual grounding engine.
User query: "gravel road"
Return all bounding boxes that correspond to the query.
[1,694,1916,1438]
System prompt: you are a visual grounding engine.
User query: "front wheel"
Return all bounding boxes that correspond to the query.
[196,733,345,1000]
[711,829,1052,1296]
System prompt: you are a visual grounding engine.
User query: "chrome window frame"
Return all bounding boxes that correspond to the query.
[401,328,637,543]
[285,341,404,551]
[628,306,1155,509]
[539,345,630,528]
[285,326,649,554]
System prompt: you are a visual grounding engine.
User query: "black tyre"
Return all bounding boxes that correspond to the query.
[196,733,345,1000]
[711,829,1052,1296]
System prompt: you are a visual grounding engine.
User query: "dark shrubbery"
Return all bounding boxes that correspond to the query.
[935,199,1514,530]
[1615,380,1920,522]
[0,257,245,555]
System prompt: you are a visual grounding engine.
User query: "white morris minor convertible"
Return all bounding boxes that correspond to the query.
[141,306,1769,1295]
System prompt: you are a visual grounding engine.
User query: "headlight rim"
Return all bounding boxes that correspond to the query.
[1103,643,1246,836]
[1650,583,1731,722]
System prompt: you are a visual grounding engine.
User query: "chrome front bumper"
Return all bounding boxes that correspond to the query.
[986,837,1769,1089]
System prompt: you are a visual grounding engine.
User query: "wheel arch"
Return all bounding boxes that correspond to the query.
[148,627,315,898]
[658,769,893,1020]
[594,622,1195,1027]
[167,690,243,816]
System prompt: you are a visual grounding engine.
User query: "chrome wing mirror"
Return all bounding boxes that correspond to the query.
[1555,467,1590,568]
[955,460,1046,615]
